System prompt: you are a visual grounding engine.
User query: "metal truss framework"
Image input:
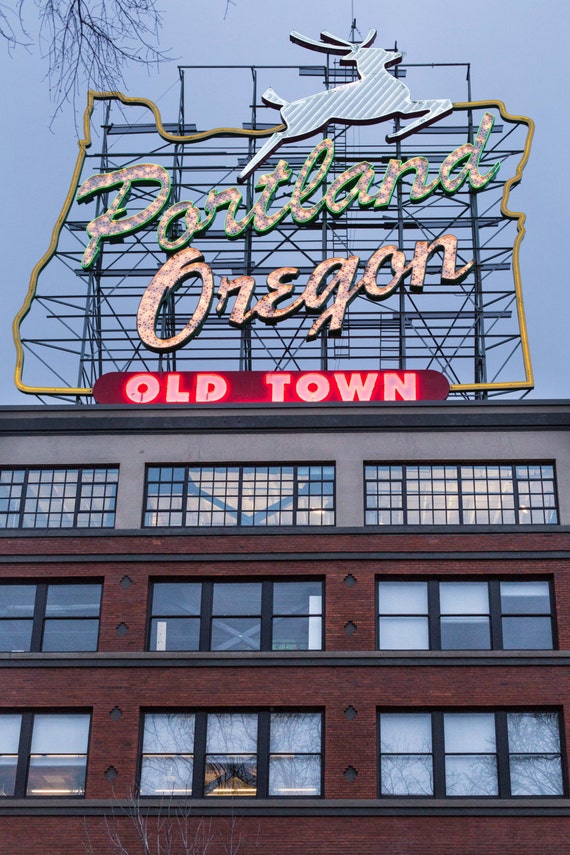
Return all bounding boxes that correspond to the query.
[17,59,532,402]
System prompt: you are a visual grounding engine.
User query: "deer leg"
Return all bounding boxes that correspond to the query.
[386,98,453,143]
[238,131,287,183]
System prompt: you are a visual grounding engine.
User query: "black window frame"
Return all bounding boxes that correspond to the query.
[364,462,559,526]
[0,466,120,529]
[0,710,91,798]
[147,578,324,652]
[376,578,556,651]
[378,709,566,799]
[142,463,336,528]
[0,581,103,653]
[138,709,324,799]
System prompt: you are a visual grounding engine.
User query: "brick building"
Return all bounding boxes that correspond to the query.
[0,399,568,854]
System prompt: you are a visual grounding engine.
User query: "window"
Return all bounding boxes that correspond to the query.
[0,583,102,652]
[0,467,119,529]
[143,464,335,527]
[140,711,322,798]
[0,713,90,797]
[379,710,564,797]
[377,580,554,650]
[365,463,558,525]
[149,580,323,652]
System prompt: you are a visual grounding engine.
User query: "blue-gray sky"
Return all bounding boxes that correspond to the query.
[1,0,568,403]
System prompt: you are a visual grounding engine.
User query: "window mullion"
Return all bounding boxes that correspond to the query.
[512,465,522,524]
[14,712,33,798]
[432,712,445,797]
[256,711,269,798]
[193,712,207,799]
[488,581,503,650]
[428,581,440,650]
[18,469,30,529]
[457,465,464,525]
[200,583,213,652]
[73,468,83,527]
[182,466,190,527]
[495,711,510,798]
[31,585,47,653]
[401,467,408,525]
[260,582,273,651]
[237,467,244,526]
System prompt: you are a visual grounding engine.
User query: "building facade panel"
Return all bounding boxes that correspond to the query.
[1,403,570,852]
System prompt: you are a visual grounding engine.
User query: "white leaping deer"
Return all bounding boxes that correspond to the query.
[239,29,452,182]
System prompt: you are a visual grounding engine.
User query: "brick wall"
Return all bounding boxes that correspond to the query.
[0,529,568,852]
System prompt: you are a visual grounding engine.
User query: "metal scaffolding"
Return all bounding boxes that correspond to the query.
[16,57,532,402]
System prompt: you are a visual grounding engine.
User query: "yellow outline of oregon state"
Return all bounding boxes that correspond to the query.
[13,91,534,397]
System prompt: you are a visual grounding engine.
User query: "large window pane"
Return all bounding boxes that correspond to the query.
[27,714,90,796]
[380,714,433,796]
[141,755,194,796]
[42,619,99,652]
[269,755,320,796]
[440,616,490,650]
[204,755,257,796]
[0,585,36,617]
[152,583,201,616]
[381,755,433,795]
[509,755,563,796]
[379,710,564,799]
[45,585,102,617]
[140,714,195,796]
[445,754,498,795]
[502,617,552,650]
[440,583,490,650]
[508,713,563,796]
[270,713,321,754]
[444,714,498,795]
[144,465,335,527]
[205,714,258,796]
[500,582,551,614]
[0,468,118,529]
[378,582,429,650]
[365,463,559,526]
[269,713,321,796]
[212,583,261,616]
[150,617,200,652]
[150,583,202,651]
[0,715,21,797]
[379,582,428,615]
[0,586,36,652]
[273,582,322,650]
[211,617,261,651]
[379,616,429,650]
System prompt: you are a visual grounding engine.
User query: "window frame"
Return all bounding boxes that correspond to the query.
[364,462,559,526]
[378,709,566,799]
[0,711,91,798]
[376,578,556,651]
[138,710,324,799]
[0,466,119,529]
[147,578,324,653]
[142,463,336,528]
[0,581,103,653]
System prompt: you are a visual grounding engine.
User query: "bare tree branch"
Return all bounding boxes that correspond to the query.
[0,0,170,120]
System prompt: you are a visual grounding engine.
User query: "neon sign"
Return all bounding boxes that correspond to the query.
[93,370,450,405]
[135,237,472,352]
[78,116,498,268]
[12,26,535,399]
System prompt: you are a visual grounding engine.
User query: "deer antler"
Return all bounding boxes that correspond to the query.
[319,32,353,48]
[359,29,377,48]
[290,30,352,55]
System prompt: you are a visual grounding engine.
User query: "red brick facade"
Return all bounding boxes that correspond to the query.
[1,528,569,853]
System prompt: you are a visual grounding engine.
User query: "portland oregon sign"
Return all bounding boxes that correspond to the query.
[13,28,534,403]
